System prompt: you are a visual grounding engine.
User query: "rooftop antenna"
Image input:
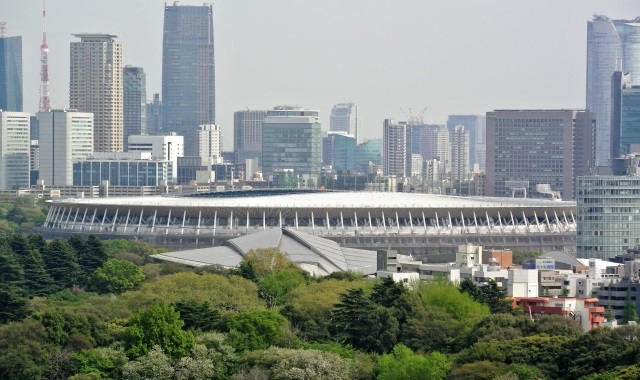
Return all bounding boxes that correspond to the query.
[39,0,51,111]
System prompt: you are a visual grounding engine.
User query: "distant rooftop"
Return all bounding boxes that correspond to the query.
[72,33,118,40]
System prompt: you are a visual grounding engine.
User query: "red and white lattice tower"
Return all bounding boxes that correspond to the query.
[39,0,51,112]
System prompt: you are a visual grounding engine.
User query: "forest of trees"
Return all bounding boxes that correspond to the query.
[0,195,639,380]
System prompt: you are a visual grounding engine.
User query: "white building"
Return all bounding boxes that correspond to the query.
[451,125,470,182]
[383,119,410,177]
[128,133,184,183]
[330,103,362,144]
[197,124,222,161]
[0,111,30,189]
[508,270,539,298]
[38,110,93,186]
[410,154,423,177]
[70,34,123,153]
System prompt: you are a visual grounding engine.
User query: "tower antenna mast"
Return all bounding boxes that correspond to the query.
[39,0,51,112]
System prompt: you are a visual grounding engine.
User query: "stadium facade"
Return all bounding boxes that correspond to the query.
[37,190,577,255]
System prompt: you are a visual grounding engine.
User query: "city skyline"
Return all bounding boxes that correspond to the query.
[1,0,638,146]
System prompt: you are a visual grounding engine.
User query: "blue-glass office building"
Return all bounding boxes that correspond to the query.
[0,36,23,112]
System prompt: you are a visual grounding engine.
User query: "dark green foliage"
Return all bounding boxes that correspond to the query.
[19,249,54,297]
[82,235,108,273]
[0,286,30,323]
[449,361,510,380]
[89,259,145,293]
[459,278,513,314]
[377,344,451,380]
[258,268,306,307]
[173,299,220,331]
[43,238,80,291]
[0,318,55,380]
[123,301,195,359]
[72,347,128,379]
[0,243,25,289]
[227,310,296,351]
[234,260,257,282]
[622,288,638,324]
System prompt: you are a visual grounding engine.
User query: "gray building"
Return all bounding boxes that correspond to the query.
[383,119,410,177]
[330,103,362,144]
[0,35,22,112]
[234,110,267,165]
[146,93,163,136]
[262,106,321,186]
[450,125,470,182]
[162,3,215,156]
[486,110,596,200]
[447,115,486,170]
[611,71,631,160]
[123,66,147,145]
[0,111,29,189]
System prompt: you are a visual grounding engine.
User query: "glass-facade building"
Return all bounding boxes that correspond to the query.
[73,159,170,187]
[123,66,147,145]
[354,139,381,172]
[620,86,640,155]
[577,176,640,260]
[0,36,23,112]
[447,115,486,170]
[324,132,356,171]
[234,110,267,165]
[162,4,215,157]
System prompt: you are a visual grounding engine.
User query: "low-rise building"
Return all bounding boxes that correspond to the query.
[512,297,605,331]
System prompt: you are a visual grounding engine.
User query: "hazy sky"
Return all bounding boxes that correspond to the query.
[1,0,638,144]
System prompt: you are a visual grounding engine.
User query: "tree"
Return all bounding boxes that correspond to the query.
[448,361,510,380]
[481,280,514,314]
[173,300,220,331]
[241,347,354,380]
[377,344,451,380]
[227,310,297,351]
[72,347,129,379]
[90,259,145,294]
[331,288,376,348]
[81,235,108,274]
[0,286,30,324]
[236,248,297,281]
[18,249,54,297]
[43,238,80,290]
[124,302,195,359]
[0,318,55,380]
[259,268,306,307]
[459,278,484,303]
[622,288,637,324]
[121,345,174,380]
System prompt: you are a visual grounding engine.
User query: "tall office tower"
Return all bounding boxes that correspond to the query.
[610,71,631,159]
[162,3,215,156]
[619,86,640,155]
[450,125,470,182]
[197,124,222,160]
[0,111,29,189]
[447,115,486,170]
[70,34,123,152]
[262,106,321,185]
[234,110,267,165]
[354,139,382,173]
[330,103,362,144]
[383,119,411,177]
[123,66,147,145]
[586,15,640,165]
[38,110,93,186]
[0,35,23,111]
[486,110,596,200]
[146,93,163,135]
[127,133,184,183]
[324,132,356,171]
[30,115,39,140]
[412,124,450,172]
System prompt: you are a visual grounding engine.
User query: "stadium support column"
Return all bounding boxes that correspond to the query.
[246,211,249,234]
[395,211,400,234]
[196,210,201,235]
[71,208,80,230]
[137,209,144,233]
[181,210,187,235]
[497,211,503,234]
[544,211,551,231]
[326,212,330,233]
[311,211,315,234]
[165,209,172,234]
[422,211,427,233]
[435,211,440,235]
[229,211,233,231]
[123,209,131,232]
[460,211,466,233]
[295,211,299,230]
[533,211,541,233]
[89,208,97,231]
[151,209,157,233]
[64,207,73,229]
[369,212,373,234]
[409,211,413,234]
[473,211,479,232]
[340,211,344,233]
[448,212,453,235]
[213,211,217,235]
[382,211,387,235]
[111,209,119,232]
[354,211,358,233]
[80,208,88,231]
[263,211,266,230]
[100,208,108,231]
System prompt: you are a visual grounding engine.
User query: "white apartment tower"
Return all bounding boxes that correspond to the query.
[383,119,410,177]
[127,134,184,183]
[330,103,362,144]
[38,110,94,186]
[197,124,222,160]
[70,34,123,153]
[451,125,470,182]
[0,111,30,189]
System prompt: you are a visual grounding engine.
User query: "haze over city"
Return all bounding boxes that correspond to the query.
[2,0,638,143]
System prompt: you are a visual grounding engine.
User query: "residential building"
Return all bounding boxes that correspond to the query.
[0,35,22,112]
[261,106,322,186]
[512,297,605,331]
[162,3,215,156]
[123,66,147,145]
[127,133,183,183]
[234,110,267,166]
[450,125,470,182]
[0,111,29,189]
[411,124,450,172]
[70,34,123,152]
[146,93,163,135]
[485,109,596,200]
[38,110,93,186]
[586,16,640,165]
[410,154,423,177]
[73,152,170,187]
[619,86,640,155]
[383,119,411,177]
[330,103,362,144]
[197,124,222,161]
[447,115,486,170]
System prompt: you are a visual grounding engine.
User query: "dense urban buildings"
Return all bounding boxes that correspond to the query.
[383,119,410,177]
[485,109,596,200]
[447,115,486,170]
[73,152,171,187]
[586,15,640,165]
[233,110,267,166]
[610,71,631,159]
[450,125,470,182]
[197,124,222,161]
[330,103,362,144]
[354,139,382,173]
[0,111,29,189]
[123,66,147,145]
[0,34,23,112]
[38,110,93,186]
[70,33,123,153]
[411,124,451,173]
[146,93,162,136]
[261,106,322,186]
[323,132,356,171]
[162,3,215,156]
[127,133,183,183]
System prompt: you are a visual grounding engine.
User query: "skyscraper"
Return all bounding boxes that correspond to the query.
[450,125,470,182]
[70,34,123,152]
[197,124,222,161]
[324,132,356,171]
[619,86,640,155]
[330,103,362,144]
[234,110,267,165]
[383,119,411,177]
[0,35,22,112]
[0,111,29,189]
[447,115,486,170]
[146,93,163,136]
[162,3,215,156]
[411,124,450,172]
[610,71,631,159]
[586,15,640,165]
[123,66,147,145]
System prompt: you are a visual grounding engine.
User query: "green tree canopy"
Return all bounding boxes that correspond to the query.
[43,238,80,291]
[227,310,297,351]
[259,268,306,307]
[377,344,451,380]
[235,248,298,281]
[90,259,145,294]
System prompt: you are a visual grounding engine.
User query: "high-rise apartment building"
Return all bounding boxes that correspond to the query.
[127,133,184,183]
[197,124,222,161]
[123,66,147,145]
[0,35,23,112]
[70,34,123,152]
[486,110,596,200]
[146,93,163,136]
[330,103,362,144]
[234,110,267,165]
[0,111,29,189]
[411,124,450,172]
[262,106,321,185]
[38,110,93,186]
[586,15,640,165]
[162,3,215,156]
[450,125,470,182]
[383,119,411,177]
[447,115,486,170]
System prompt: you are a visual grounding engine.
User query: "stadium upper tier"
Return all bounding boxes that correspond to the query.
[39,190,577,253]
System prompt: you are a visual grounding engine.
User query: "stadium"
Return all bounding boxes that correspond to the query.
[37,190,577,255]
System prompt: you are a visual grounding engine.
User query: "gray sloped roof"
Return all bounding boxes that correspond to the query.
[151,245,243,267]
[227,228,283,253]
